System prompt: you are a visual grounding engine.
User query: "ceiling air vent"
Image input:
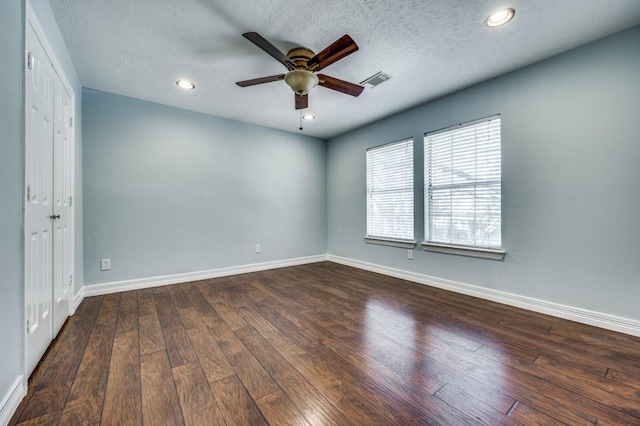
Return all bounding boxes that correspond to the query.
[360,72,392,89]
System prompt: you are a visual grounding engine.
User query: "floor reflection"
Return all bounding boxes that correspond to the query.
[362,298,510,401]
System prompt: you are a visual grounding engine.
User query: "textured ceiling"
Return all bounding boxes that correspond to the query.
[49,0,640,139]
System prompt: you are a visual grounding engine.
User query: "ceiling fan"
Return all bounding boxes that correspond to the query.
[236,32,364,110]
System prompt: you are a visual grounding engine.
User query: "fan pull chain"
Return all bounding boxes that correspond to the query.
[299,107,303,131]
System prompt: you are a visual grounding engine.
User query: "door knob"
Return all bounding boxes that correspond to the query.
[49,214,61,220]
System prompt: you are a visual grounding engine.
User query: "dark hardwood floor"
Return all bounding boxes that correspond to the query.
[10,262,640,425]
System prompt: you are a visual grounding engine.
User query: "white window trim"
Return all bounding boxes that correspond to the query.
[421,241,505,260]
[365,236,416,249]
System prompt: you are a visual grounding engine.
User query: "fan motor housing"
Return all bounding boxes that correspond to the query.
[287,47,315,69]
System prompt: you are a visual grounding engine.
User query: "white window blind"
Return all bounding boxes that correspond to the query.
[366,139,414,241]
[424,117,501,248]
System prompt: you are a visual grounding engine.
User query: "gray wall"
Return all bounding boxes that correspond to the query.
[82,90,327,285]
[30,0,84,295]
[0,0,24,408]
[327,26,640,320]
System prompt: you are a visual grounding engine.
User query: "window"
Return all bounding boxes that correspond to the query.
[424,116,504,259]
[366,139,414,247]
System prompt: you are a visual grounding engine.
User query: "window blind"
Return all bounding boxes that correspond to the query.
[366,139,414,240]
[424,117,501,248]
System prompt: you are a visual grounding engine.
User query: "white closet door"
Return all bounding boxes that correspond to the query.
[25,22,55,377]
[52,73,72,336]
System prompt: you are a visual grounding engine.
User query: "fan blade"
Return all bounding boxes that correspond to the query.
[236,74,285,87]
[318,74,364,97]
[307,35,358,71]
[243,32,296,70]
[295,94,308,110]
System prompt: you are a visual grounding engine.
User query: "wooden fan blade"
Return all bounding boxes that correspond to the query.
[236,74,285,87]
[242,32,296,70]
[307,35,358,71]
[318,74,364,97]
[295,94,308,110]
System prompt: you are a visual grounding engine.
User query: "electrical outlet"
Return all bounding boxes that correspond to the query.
[100,258,111,271]
[254,244,261,254]
[407,249,414,260]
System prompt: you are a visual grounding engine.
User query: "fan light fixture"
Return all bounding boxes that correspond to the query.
[284,70,319,95]
[236,32,364,111]
[176,80,195,89]
[302,114,315,120]
[485,8,515,27]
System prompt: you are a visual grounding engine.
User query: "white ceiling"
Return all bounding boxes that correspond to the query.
[49,0,640,139]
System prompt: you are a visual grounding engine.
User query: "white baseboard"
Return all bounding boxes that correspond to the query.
[71,287,85,315]
[327,255,640,338]
[0,376,25,426]
[84,255,329,297]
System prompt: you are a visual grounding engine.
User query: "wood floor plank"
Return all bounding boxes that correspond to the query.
[115,290,138,335]
[167,285,203,331]
[138,289,166,355]
[212,324,279,400]
[508,401,566,425]
[102,329,141,426]
[235,327,352,426]
[606,367,640,391]
[163,326,197,368]
[185,327,234,382]
[172,361,225,426]
[255,390,311,426]
[434,383,514,425]
[15,409,62,426]
[58,293,120,425]
[137,289,157,317]
[20,296,102,421]
[196,285,249,331]
[180,283,223,327]
[211,374,268,426]
[138,315,166,356]
[153,287,183,330]
[232,305,306,358]
[140,350,183,426]
[475,343,539,365]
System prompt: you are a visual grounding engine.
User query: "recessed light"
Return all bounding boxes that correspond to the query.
[485,8,515,27]
[302,114,315,120]
[176,80,195,89]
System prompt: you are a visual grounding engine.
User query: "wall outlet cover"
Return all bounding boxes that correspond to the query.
[100,258,111,271]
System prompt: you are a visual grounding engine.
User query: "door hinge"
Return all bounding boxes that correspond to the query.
[27,184,32,201]
[69,275,73,287]
[26,318,32,333]
[69,196,73,207]
[27,52,33,70]
[70,117,73,128]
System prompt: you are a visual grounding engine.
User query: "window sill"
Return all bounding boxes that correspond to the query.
[365,237,416,249]
[421,242,505,260]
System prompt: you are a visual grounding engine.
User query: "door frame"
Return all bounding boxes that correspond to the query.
[24,0,76,381]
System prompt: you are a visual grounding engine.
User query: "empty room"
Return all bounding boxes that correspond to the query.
[2,0,640,424]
